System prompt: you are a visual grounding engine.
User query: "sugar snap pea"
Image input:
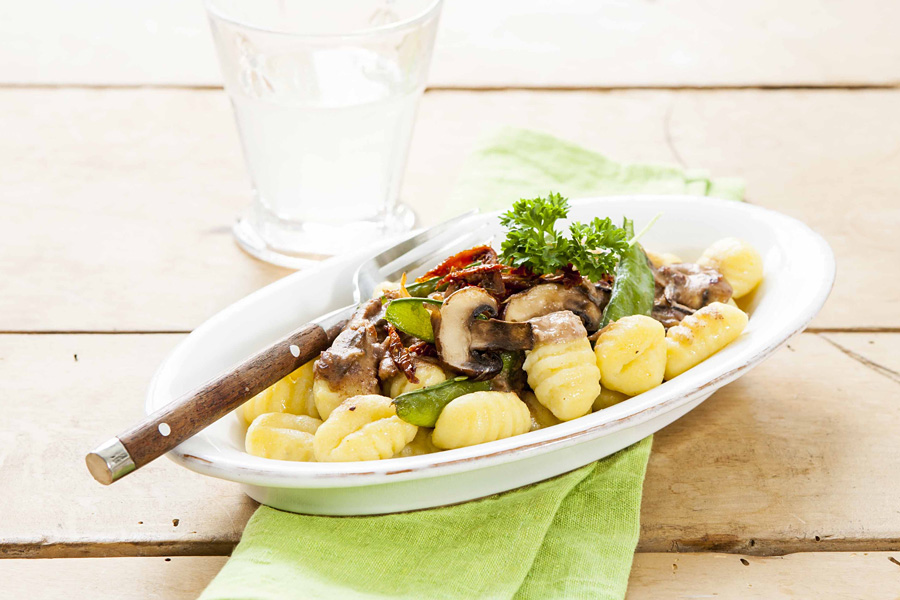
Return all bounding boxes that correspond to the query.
[393,377,492,427]
[405,276,441,297]
[384,297,443,342]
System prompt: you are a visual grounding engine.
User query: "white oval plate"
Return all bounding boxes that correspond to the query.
[147,195,834,515]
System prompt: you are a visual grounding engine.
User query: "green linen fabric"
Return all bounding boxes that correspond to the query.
[445,127,744,217]
[200,127,744,600]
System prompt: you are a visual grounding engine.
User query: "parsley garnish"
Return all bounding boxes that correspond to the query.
[499,193,629,281]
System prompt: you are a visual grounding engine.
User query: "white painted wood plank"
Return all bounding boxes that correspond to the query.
[1,1,899,87]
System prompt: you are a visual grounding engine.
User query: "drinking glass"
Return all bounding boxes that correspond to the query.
[206,0,443,267]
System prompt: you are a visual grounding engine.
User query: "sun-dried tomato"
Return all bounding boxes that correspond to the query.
[385,324,418,383]
[500,265,541,294]
[417,245,498,281]
[439,263,506,297]
[407,341,437,358]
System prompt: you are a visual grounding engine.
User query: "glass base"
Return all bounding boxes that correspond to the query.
[233,202,417,269]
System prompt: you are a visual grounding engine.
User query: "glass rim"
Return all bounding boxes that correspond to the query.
[204,0,443,39]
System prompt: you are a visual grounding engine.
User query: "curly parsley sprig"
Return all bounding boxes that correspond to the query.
[498,193,629,281]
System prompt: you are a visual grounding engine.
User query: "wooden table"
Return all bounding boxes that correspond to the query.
[3,2,899,597]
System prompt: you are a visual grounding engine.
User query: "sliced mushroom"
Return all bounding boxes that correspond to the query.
[651,263,733,328]
[655,263,733,309]
[432,287,534,380]
[650,302,696,330]
[502,282,603,333]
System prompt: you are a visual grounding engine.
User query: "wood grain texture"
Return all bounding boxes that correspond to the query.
[627,552,900,600]
[0,334,256,558]
[0,88,897,331]
[2,332,898,557]
[0,557,228,600]
[3,552,898,599]
[639,333,900,554]
[2,0,900,88]
[113,322,331,480]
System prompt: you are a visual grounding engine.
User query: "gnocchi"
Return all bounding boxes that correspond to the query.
[432,391,531,450]
[592,387,630,412]
[386,362,447,398]
[397,427,442,457]
[593,315,666,396]
[698,237,763,298]
[522,391,561,431]
[313,394,417,462]
[241,360,318,424]
[646,250,683,269]
[245,413,322,461]
[523,313,602,421]
[312,379,348,422]
[665,302,749,379]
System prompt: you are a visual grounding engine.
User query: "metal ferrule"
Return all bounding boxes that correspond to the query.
[85,438,136,485]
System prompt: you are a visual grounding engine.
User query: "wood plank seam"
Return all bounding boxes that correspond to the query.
[817,334,900,385]
[6,537,900,560]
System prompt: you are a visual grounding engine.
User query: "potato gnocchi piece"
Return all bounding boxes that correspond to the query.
[524,335,601,421]
[432,391,531,450]
[397,427,441,457]
[646,250,683,269]
[592,386,631,411]
[665,302,749,379]
[312,379,349,421]
[522,391,561,431]
[697,237,763,299]
[593,315,666,396]
[245,413,322,461]
[386,362,447,398]
[313,395,417,462]
[241,361,319,424]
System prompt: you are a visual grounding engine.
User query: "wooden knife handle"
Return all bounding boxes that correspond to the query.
[86,320,344,485]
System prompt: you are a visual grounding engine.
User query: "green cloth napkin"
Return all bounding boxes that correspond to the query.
[446,127,744,217]
[200,128,744,600]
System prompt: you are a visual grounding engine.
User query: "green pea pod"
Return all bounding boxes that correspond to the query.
[393,377,491,427]
[395,260,484,299]
[600,218,655,327]
[405,276,441,297]
[384,297,443,342]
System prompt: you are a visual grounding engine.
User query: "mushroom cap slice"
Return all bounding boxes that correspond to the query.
[502,283,604,333]
[433,287,533,380]
[654,263,733,310]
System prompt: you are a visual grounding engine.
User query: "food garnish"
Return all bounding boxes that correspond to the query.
[499,193,629,281]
